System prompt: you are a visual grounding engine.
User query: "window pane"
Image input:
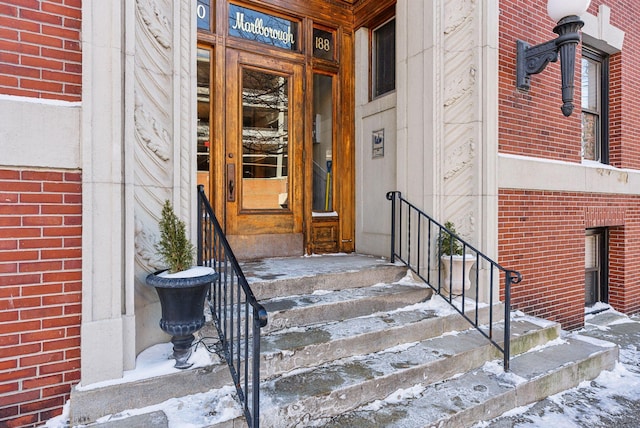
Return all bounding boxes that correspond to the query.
[241,69,289,210]
[197,49,211,173]
[585,234,598,269]
[312,74,333,212]
[229,4,298,51]
[581,57,599,111]
[313,27,335,61]
[197,0,211,31]
[581,112,599,161]
[585,270,598,305]
[374,19,395,97]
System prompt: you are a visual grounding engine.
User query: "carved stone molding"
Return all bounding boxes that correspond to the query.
[444,0,476,35]
[134,216,162,270]
[441,0,480,236]
[134,101,171,163]
[132,0,176,275]
[136,0,172,49]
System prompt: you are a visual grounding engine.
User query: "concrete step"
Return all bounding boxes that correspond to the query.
[261,281,432,333]
[66,255,619,428]
[261,296,506,380]
[312,333,618,428]
[68,327,235,427]
[256,314,563,427]
[241,254,408,300]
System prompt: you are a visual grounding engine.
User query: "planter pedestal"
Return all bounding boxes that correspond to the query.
[440,255,475,296]
[146,268,218,369]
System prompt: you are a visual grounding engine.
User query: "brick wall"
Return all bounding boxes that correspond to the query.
[499,0,640,170]
[499,0,640,328]
[498,0,582,163]
[0,169,82,428]
[0,0,82,101]
[499,190,640,330]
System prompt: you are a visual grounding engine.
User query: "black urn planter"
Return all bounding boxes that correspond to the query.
[146,268,218,369]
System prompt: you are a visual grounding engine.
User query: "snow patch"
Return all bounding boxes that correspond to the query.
[158,266,215,278]
[76,342,215,391]
[482,360,527,386]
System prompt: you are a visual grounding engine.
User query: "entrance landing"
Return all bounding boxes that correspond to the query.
[241,253,395,282]
[240,253,404,301]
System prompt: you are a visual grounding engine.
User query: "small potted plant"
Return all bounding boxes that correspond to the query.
[146,200,217,368]
[439,221,475,296]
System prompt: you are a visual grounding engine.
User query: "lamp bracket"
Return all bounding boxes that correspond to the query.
[516,39,559,90]
[515,15,584,116]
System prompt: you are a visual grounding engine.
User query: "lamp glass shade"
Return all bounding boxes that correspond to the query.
[547,0,591,22]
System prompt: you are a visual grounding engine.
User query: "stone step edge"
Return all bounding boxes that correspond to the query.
[257,317,561,425]
[260,307,544,380]
[262,282,433,333]
[69,352,232,426]
[249,263,408,301]
[315,334,619,428]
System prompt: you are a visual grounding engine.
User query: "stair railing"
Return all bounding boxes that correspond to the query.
[387,191,522,371]
[197,185,268,428]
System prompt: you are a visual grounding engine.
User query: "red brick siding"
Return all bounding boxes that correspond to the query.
[498,0,582,163]
[499,1,640,328]
[0,0,82,101]
[0,168,82,428]
[499,0,640,169]
[499,190,640,330]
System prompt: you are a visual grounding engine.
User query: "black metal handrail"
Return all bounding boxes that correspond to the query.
[387,191,522,370]
[197,185,268,428]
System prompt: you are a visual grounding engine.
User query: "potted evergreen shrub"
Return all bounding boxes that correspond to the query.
[145,200,217,369]
[439,221,475,296]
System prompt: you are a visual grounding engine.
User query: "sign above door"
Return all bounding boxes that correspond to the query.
[229,4,299,51]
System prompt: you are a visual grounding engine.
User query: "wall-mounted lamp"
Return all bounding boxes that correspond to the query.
[516,0,591,117]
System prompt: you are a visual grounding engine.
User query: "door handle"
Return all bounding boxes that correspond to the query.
[227,163,235,202]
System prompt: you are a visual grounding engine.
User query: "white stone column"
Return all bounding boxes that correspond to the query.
[394,0,500,302]
[80,0,128,385]
[80,0,196,385]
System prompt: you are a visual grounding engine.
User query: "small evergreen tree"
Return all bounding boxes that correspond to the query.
[156,200,194,273]
[439,221,464,256]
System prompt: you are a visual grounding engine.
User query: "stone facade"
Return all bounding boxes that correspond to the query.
[2,0,640,426]
[356,0,500,302]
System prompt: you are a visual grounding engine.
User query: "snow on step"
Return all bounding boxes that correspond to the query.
[312,333,618,428]
[261,281,432,333]
[257,317,561,427]
[261,296,510,380]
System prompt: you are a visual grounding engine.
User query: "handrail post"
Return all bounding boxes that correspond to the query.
[504,272,511,372]
[503,270,522,372]
[197,184,203,266]
[387,191,398,262]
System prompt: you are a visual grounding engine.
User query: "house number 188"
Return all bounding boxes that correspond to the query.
[315,36,331,52]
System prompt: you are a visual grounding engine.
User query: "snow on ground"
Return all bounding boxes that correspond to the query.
[43,342,241,428]
[474,308,640,428]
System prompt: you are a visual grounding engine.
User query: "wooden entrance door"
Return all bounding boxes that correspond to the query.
[224,50,304,258]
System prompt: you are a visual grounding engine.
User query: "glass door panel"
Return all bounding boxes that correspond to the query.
[312,73,334,212]
[241,69,289,210]
[197,48,211,196]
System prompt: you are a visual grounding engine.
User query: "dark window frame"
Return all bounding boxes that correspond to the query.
[581,47,610,164]
[371,17,396,99]
[585,228,609,307]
